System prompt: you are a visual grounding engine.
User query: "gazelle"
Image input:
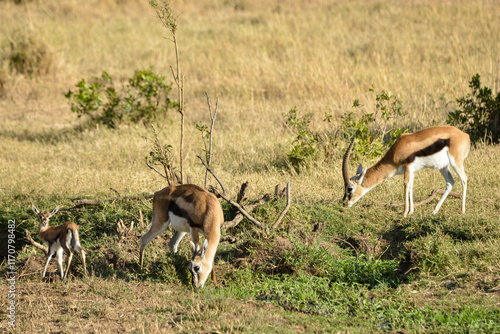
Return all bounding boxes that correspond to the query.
[342,126,470,217]
[139,184,223,288]
[32,206,87,279]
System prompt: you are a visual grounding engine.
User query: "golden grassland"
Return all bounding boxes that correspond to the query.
[1,0,500,332]
[1,0,499,203]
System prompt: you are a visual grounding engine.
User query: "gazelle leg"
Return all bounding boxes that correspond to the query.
[433,167,455,214]
[56,248,65,279]
[80,249,87,276]
[403,166,413,217]
[139,220,170,268]
[211,264,217,287]
[168,231,187,254]
[450,162,467,214]
[42,247,55,278]
[64,252,74,280]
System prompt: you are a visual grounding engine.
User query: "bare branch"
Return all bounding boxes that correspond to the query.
[209,186,266,231]
[203,92,219,188]
[197,155,227,196]
[272,181,291,229]
[24,229,48,254]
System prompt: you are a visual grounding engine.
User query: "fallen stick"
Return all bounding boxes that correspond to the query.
[209,185,266,231]
[272,181,291,229]
[24,229,48,254]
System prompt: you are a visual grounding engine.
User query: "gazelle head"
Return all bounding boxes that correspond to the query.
[189,239,212,288]
[342,137,369,207]
[32,205,59,228]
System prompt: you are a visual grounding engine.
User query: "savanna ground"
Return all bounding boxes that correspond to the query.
[1,0,500,332]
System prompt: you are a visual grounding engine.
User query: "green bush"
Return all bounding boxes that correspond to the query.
[447,74,500,143]
[342,87,406,158]
[65,69,176,128]
[284,107,320,169]
[284,86,407,170]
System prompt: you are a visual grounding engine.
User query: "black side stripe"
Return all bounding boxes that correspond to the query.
[168,200,203,228]
[405,138,450,164]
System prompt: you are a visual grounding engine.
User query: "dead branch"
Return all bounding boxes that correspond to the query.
[197,155,227,196]
[203,92,219,189]
[237,181,249,204]
[272,181,291,229]
[209,185,266,231]
[222,185,272,229]
[221,235,238,243]
[24,229,48,254]
[116,219,135,241]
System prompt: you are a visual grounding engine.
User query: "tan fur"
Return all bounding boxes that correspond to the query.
[139,184,223,288]
[343,126,470,216]
[32,206,87,279]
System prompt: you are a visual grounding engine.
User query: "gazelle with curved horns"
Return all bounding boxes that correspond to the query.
[139,184,223,288]
[32,206,87,279]
[342,126,470,217]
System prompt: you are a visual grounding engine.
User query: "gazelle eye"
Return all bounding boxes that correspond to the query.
[194,265,201,272]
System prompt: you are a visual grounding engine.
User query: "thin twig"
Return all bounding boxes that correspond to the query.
[204,92,219,188]
[209,186,266,231]
[24,229,48,254]
[197,155,226,196]
[272,181,291,229]
[145,158,168,179]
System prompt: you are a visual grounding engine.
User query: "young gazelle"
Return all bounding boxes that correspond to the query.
[342,126,470,217]
[32,206,87,279]
[139,184,223,288]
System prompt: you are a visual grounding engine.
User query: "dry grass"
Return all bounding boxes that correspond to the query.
[1,0,500,332]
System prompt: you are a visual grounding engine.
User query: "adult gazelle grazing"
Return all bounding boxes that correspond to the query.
[139,184,223,288]
[342,126,470,217]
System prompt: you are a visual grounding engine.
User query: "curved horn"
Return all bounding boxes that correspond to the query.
[342,136,356,186]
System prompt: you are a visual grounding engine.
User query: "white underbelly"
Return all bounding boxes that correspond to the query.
[168,212,191,233]
[412,148,449,172]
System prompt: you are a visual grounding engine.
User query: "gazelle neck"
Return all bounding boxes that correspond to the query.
[361,161,400,189]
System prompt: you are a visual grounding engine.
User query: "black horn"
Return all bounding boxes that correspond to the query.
[342,136,356,186]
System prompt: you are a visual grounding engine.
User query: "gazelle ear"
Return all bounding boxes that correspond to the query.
[201,239,209,259]
[358,168,367,184]
[356,163,363,175]
[50,206,59,217]
[32,205,40,215]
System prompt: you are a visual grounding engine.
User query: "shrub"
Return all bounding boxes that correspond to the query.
[65,69,176,128]
[284,86,407,170]
[342,87,406,158]
[284,107,320,169]
[447,74,500,143]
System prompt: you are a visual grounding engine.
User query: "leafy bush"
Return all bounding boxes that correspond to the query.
[284,86,407,170]
[447,74,500,143]
[65,69,176,128]
[124,69,177,123]
[284,107,320,168]
[342,87,406,158]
